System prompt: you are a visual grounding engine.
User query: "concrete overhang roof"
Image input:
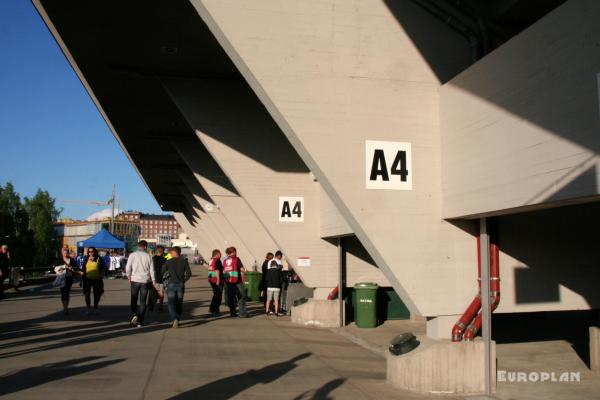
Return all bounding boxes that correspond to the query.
[33,0,241,212]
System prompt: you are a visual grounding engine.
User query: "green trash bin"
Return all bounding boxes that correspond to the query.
[244,271,261,301]
[354,282,378,328]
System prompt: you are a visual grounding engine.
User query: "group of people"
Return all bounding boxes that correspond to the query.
[52,242,295,325]
[54,246,106,315]
[53,240,192,329]
[207,246,248,318]
[261,251,291,316]
[205,248,293,318]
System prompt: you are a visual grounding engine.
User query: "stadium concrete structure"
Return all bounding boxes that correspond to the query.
[34,0,600,392]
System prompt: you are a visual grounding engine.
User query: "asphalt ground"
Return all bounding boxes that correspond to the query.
[0,274,442,400]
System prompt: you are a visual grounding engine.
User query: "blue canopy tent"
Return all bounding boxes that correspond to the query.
[77,228,125,249]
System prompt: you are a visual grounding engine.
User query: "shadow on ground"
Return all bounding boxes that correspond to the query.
[168,353,339,400]
[0,356,126,396]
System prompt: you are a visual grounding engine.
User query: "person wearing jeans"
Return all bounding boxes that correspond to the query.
[222,246,247,318]
[162,246,191,328]
[130,281,152,325]
[166,282,185,323]
[126,240,155,327]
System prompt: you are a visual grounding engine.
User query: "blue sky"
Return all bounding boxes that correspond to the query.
[0,0,163,220]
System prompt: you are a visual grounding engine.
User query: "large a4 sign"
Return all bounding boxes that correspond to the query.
[279,196,304,222]
[365,140,412,190]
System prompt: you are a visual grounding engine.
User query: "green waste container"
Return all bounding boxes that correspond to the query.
[354,282,378,328]
[244,271,261,301]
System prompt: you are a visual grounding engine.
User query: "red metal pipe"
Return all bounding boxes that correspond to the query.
[327,286,339,300]
[452,236,482,342]
[464,241,501,341]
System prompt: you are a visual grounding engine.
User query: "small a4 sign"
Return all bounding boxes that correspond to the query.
[365,140,412,190]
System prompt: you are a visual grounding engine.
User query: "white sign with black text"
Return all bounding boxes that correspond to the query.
[278,196,304,222]
[365,140,412,190]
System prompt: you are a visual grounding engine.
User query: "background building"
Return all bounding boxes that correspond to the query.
[137,213,181,246]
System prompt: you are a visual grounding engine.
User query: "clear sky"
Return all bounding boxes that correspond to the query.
[0,0,163,220]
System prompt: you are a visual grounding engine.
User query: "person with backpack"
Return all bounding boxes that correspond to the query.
[162,246,192,328]
[222,246,247,318]
[208,249,223,317]
[265,259,284,316]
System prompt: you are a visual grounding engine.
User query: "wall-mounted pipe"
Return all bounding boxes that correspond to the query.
[452,228,501,342]
[464,241,500,341]
[328,286,339,300]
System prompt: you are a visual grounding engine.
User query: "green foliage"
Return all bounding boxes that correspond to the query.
[0,183,61,268]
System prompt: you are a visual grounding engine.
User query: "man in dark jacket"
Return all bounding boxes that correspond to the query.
[265,260,284,316]
[161,246,191,328]
[148,245,167,312]
[260,252,274,304]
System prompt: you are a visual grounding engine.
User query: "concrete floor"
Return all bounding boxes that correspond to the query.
[0,275,446,400]
[335,317,600,399]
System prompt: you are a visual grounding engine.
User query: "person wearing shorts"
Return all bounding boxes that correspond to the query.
[265,260,284,316]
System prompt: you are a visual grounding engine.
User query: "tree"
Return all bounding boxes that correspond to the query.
[0,182,21,241]
[24,190,61,267]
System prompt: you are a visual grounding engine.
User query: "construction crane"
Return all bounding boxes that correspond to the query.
[59,185,117,233]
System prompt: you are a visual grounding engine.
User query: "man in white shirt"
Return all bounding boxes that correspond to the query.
[126,240,156,327]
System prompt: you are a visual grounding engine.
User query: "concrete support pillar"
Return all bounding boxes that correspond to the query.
[173,212,214,259]
[173,139,278,265]
[177,172,255,265]
[163,79,339,289]
[591,327,600,372]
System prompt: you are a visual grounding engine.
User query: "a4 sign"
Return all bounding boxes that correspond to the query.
[279,196,304,222]
[365,140,412,190]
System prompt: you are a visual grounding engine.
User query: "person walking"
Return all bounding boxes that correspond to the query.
[265,260,284,316]
[54,248,78,314]
[81,247,106,315]
[260,252,274,304]
[162,246,192,328]
[126,240,156,327]
[223,246,247,318]
[207,249,223,316]
[0,245,10,299]
[148,245,167,312]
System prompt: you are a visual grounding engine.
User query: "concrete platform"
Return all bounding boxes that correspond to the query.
[0,276,444,400]
[334,319,600,399]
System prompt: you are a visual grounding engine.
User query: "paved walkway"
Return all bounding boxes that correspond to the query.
[0,275,438,400]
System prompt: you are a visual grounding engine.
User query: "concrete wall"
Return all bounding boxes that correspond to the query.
[387,337,496,394]
[344,235,390,287]
[164,79,339,289]
[189,0,475,316]
[319,186,352,239]
[494,202,600,313]
[441,0,600,219]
